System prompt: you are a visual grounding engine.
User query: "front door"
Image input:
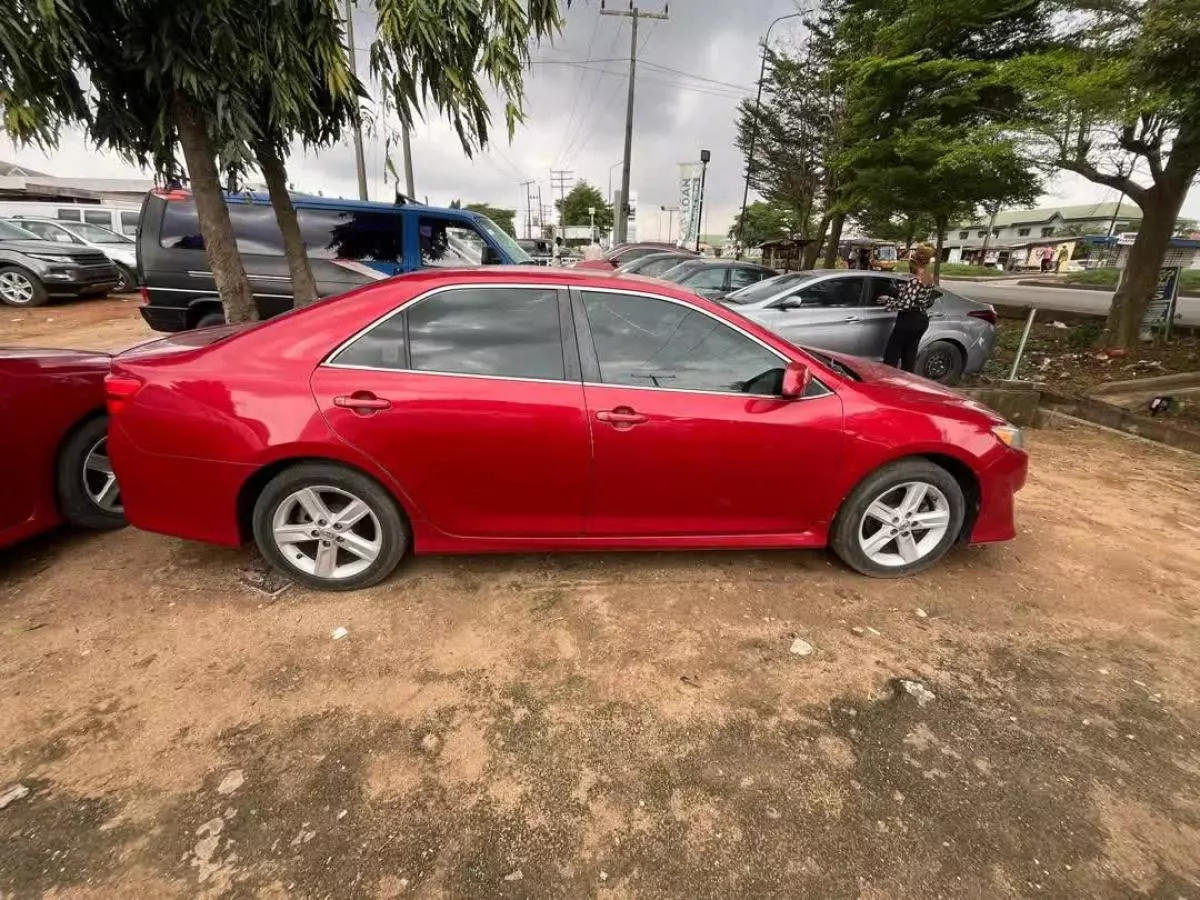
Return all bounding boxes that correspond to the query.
[857,277,904,359]
[751,276,870,355]
[312,285,591,537]
[576,288,845,537]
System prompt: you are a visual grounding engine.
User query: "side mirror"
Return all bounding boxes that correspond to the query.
[781,361,811,399]
[774,296,804,311]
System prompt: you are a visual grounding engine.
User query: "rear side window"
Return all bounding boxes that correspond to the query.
[56,208,83,222]
[120,210,140,235]
[582,291,784,395]
[159,201,403,262]
[332,287,565,381]
[83,210,112,227]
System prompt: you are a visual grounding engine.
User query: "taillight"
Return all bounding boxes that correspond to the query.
[104,374,144,415]
[969,309,998,326]
[139,285,150,304]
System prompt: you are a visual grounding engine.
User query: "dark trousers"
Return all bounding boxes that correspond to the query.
[883,309,929,373]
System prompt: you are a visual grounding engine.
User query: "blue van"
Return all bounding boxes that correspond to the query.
[136,190,531,331]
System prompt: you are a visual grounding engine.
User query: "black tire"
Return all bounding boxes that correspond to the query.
[252,463,409,591]
[0,265,49,307]
[56,414,126,530]
[194,310,225,329]
[830,459,966,578]
[916,340,965,384]
[113,263,137,292]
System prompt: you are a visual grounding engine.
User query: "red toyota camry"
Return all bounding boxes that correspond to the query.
[106,267,1026,591]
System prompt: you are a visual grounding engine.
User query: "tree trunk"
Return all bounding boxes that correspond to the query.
[174,92,256,324]
[256,142,320,308]
[933,215,946,284]
[1102,188,1183,347]
[822,211,846,269]
[803,213,830,269]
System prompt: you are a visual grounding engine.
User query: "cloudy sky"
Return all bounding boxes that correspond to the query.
[3,0,1195,239]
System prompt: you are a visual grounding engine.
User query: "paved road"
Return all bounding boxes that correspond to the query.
[942,279,1200,326]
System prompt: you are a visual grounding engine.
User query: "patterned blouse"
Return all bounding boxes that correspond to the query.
[882,278,936,313]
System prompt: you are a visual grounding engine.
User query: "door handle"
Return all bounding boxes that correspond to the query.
[596,407,648,427]
[843,315,861,322]
[334,393,391,413]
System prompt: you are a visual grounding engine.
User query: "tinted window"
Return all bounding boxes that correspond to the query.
[683,266,727,290]
[56,208,83,221]
[332,315,407,369]
[793,277,865,307]
[725,272,815,305]
[583,291,784,395]
[121,210,140,235]
[637,255,689,277]
[729,266,768,289]
[84,210,112,227]
[408,288,564,379]
[16,221,73,242]
[419,218,492,267]
[612,247,661,265]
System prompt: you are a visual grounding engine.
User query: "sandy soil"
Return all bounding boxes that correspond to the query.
[1,293,154,351]
[2,420,1200,898]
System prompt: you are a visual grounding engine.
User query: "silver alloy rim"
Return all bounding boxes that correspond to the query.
[83,437,122,513]
[272,485,382,580]
[0,271,35,305]
[857,481,951,568]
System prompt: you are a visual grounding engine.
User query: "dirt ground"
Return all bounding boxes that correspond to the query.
[1,294,153,351]
[4,301,1200,898]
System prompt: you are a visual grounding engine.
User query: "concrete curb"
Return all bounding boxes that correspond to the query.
[1088,370,1200,396]
[1017,278,1200,298]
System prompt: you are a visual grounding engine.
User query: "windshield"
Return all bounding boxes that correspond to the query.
[725,272,817,304]
[0,220,41,240]
[876,245,897,261]
[474,215,532,263]
[64,221,133,244]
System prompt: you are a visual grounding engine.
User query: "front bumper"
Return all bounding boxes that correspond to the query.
[969,447,1029,544]
[41,264,121,296]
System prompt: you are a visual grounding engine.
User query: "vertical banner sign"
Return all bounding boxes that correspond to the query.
[1138,265,1182,340]
[678,162,703,246]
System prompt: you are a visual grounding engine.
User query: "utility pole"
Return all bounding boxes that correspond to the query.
[521,180,537,239]
[601,1,669,244]
[537,186,545,237]
[550,169,574,232]
[401,124,416,200]
[661,205,679,244]
[343,0,369,201]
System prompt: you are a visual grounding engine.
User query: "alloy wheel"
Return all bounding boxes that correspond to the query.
[271,485,382,581]
[83,437,122,513]
[0,271,35,305]
[857,481,951,568]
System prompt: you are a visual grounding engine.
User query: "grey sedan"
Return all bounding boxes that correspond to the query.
[723,270,997,384]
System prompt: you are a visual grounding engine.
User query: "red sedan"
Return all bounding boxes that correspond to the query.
[1,348,124,548]
[106,267,1027,591]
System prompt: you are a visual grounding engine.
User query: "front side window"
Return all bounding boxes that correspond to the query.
[419,218,493,267]
[66,222,132,244]
[16,221,74,243]
[792,277,865,308]
[729,266,767,289]
[583,291,784,395]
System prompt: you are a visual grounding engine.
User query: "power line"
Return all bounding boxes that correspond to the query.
[542,62,750,99]
[553,20,626,169]
[551,12,602,169]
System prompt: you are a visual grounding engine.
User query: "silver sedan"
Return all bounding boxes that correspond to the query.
[723,270,997,383]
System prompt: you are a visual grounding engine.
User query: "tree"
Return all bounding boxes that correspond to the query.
[854,209,936,249]
[1007,0,1200,346]
[728,201,797,248]
[555,182,612,233]
[465,203,517,237]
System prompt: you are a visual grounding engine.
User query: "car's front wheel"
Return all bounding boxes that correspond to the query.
[830,459,966,578]
[252,463,409,591]
[0,266,48,307]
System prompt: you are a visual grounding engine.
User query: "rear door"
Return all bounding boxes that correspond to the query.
[750,276,869,355]
[311,284,591,538]
[576,288,844,536]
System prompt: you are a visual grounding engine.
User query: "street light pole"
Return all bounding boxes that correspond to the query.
[735,12,803,259]
[695,150,710,254]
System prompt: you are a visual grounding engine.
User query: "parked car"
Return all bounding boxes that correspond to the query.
[724,270,997,384]
[137,189,533,332]
[0,219,121,307]
[0,200,141,237]
[0,348,124,548]
[11,216,139,291]
[659,259,778,300]
[107,267,1027,591]
[574,242,696,271]
[617,251,696,278]
[516,238,554,265]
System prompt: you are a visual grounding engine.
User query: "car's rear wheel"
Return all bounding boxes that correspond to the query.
[56,415,126,530]
[830,459,966,578]
[194,311,225,329]
[252,463,409,591]
[0,266,48,307]
[916,340,965,384]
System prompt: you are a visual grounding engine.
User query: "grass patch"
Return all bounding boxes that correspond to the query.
[1064,268,1200,290]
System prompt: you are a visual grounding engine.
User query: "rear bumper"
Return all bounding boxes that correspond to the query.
[139,304,190,332]
[969,447,1028,543]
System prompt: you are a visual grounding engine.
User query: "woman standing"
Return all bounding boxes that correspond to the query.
[880,245,937,372]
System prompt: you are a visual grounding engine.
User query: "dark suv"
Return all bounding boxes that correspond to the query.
[0,218,120,307]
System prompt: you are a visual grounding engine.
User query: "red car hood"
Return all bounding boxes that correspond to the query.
[818,350,1007,425]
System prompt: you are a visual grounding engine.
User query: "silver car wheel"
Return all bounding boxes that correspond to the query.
[271,485,382,580]
[857,481,951,568]
[0,271,35,305]
[83,437,123,513]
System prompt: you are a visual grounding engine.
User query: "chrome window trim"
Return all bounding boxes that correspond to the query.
[320,281,835,401]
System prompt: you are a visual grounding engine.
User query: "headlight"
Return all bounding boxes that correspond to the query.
[992,424,1024,450]
[28,254,77,265]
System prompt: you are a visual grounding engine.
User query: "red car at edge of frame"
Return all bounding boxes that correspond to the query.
[105,266,1028,591]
